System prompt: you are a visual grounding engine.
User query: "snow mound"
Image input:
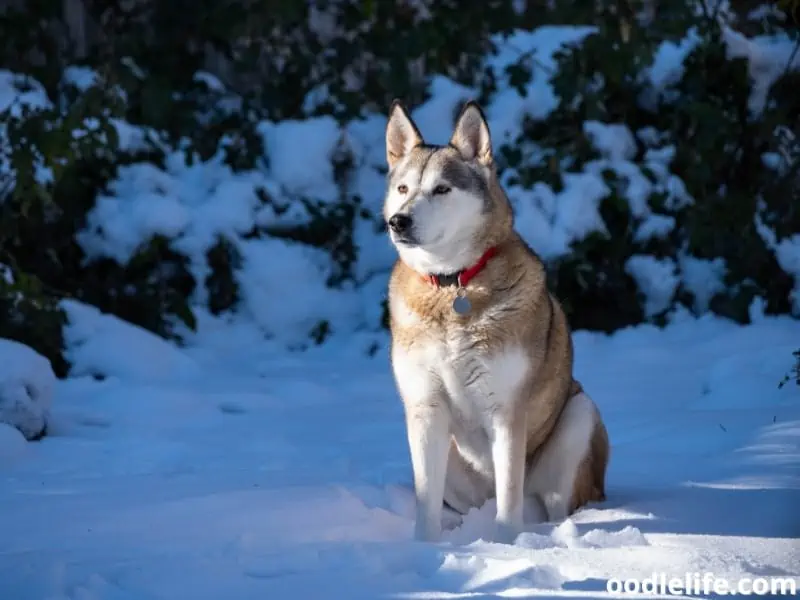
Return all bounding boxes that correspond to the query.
[0,338,55,440]
[0,314,798,598]
[237,237,365,346]
[626,255,680,316]
[62,299,201,383]
[0,422,28,463]
[258,117,342,203]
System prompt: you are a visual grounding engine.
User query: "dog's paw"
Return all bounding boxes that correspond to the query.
[441,505,463,531]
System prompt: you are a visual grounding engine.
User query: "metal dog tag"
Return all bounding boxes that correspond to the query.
[453,289,471,315]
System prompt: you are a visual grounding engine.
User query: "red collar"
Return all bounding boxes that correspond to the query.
[420,247,499,288]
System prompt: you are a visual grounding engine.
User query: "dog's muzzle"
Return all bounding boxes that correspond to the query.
[388,213,417,244]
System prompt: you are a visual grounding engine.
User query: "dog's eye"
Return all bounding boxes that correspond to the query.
[397,184,408,194]
[433,185,451,195]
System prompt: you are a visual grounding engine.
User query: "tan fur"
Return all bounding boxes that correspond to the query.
[384,100,610,542]
[389,238,575,455]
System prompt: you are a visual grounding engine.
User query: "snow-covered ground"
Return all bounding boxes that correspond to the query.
[1,305,798,599]
[2,13,800,600]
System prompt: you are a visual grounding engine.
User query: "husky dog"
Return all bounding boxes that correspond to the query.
[383,100,610,543]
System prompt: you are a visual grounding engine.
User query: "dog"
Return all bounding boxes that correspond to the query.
[383,99,610,543]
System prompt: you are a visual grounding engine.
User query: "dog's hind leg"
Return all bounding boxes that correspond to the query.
[524,391,609,522]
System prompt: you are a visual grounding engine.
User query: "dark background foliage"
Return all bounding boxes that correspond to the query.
[0,0,798,381]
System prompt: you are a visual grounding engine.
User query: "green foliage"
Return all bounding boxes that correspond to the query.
[79,236,198,338]
[1,0,798,375]
[494,0,800,330]
[0,262,68,377]
[669,30,799,322]
[205,237,241,316]
[0,69,201,348]
[77,0,524,122]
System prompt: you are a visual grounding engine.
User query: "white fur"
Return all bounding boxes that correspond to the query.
[442,344,528,541]
[391,345,435,409]
[434,337,529,477]
[391,343,449,541]
[490,420,526,541]
[526,392,598,522]
[394,334,531,541]
[383,162,420,217]
[386,163,487,275]
[441,343,528,444]
[405,402,450,542]
[396,221,482,275]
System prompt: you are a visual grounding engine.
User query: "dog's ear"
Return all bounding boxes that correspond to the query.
[386,100,423,169]
[450,101,492,166]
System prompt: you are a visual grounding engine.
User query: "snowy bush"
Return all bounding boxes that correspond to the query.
[0,0,798,372]
[0,338,56,440]
[490,3,800,330]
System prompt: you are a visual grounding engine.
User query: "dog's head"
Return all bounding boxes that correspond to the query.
[382,100,511,275]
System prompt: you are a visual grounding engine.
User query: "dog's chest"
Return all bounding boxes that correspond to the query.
[408,318,528,428]
[392,301,531,475]
[429,329,528,473]
[441,333,525,408]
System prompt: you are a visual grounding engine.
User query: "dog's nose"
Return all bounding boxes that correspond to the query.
[388,214,412,234]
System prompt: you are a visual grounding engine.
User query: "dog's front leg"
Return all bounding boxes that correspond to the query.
[491,414,526,543]
[405,401,450,542]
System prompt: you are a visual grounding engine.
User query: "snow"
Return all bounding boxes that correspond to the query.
[1,312,799,599]
[484,26,598,142]
[3,18,800,598]
[410,77,476,146]
[258,117,342,203]
[625,255,680,317]
[512,119,689,259]
[77,155,276,267]
[763,151,784,171]
[582,121,637,162]
[0,422,29,463]
[510,174,610,262]
[723,27,800,116]
[0,338,56,441]
[634,214,675,242]
[679,254,728,313]
[0,70,54,201]
[62,66,99,92]
[193,71,226,92]
[109,119,159,153]
[0,262,13,284]
[755,215,800,315]
[62,300,202,383]
[0,70,52,117]
[641,28,701,108]
[77,163,193,264]
[237,237,364,346]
